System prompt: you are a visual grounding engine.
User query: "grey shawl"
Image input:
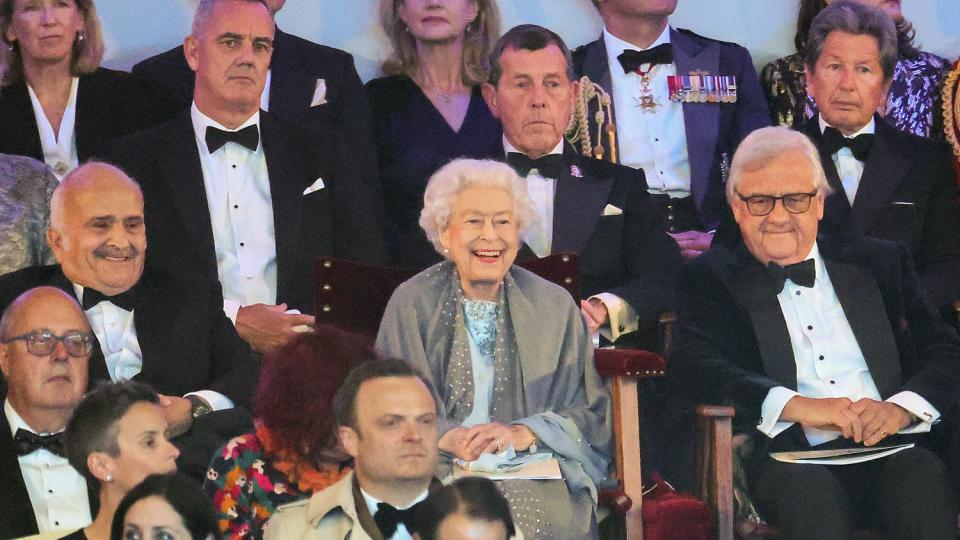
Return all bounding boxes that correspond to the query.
[376,262,613,507]
[0,155,56,276]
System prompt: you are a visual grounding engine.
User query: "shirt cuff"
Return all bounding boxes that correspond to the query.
[590,292,639,342]
[223,299,242,325]
[886,391,940,434]
[758,386,800,439]
[184,390,234,412]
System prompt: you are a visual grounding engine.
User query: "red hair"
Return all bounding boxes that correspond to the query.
[253,325,377,464]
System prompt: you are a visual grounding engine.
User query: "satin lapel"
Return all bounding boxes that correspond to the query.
[0,82,43,159]
[162,114,219,273]
[673,28,720,211]
[506,272,558,414]
[848,120,912,236]
[823,258,901,397]
[74,74,100,160]
[0,413,39,536]
[802,119,851,228]
[580,36,619,162]
[47,267,110,384]
[728,250,798,390]
[128,274,169,386]
[260,113,303,301]
[267,29,312,119]
[552,148,612,254]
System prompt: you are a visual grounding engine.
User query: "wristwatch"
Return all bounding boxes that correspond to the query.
[186,395,212,419]
[528,432,539,454]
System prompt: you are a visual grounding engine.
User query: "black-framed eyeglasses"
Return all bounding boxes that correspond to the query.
[1,330,95,358]
[734,189,819,216]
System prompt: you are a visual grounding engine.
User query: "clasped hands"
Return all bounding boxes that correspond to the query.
[782,396,914,447]
[439,422,536,462]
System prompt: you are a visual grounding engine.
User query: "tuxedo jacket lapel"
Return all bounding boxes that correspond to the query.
[0,412,39,537]
[267,29,313,119]
[552,148,612,255]
[260,113,303,303]
[823,257,901,397]
[801,119,851,228]
[47,267,111,384]
[673,28,720,211]
[849,120,912,236]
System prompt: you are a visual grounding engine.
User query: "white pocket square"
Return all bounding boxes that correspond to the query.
[890,201,915,206]
[310,79,328,107]
[602,204,623,216]
[303,177,325,195]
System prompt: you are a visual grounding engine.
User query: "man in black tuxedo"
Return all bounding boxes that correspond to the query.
[672,125,959,538]
[0,287,94,538]
[482,24,681,345]
[798,1,960,311]
[108,0,386,353]
[0,162,259,477]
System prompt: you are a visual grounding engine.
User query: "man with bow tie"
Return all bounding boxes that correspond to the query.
[0,162,259,480]
[483,24,681,345]
[572,0,770,258]
[107,0,386,354]
[266,358,440,540]
[796,1,960,313]
[672,126,960,538]
[0,287,93,538]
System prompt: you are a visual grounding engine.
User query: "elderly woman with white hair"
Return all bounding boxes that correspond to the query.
[376,158,613,539]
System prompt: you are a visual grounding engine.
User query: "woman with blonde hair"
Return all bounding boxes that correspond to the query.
[0,0,156,179]
[367,0,504,270]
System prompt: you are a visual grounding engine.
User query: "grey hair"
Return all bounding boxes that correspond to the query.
[419,159,539,256]
[726,126,833,203]
[488,24,574,86]
[804,0,898,81]
[192,0,271,36]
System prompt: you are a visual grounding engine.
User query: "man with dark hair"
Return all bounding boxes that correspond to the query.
[673,126,959,538]
[797,0,960,312]
[573,0,770,257]
[108,0,386,354]
[267,358,440,540]
[483,24,681,346]
[0,287,94,538]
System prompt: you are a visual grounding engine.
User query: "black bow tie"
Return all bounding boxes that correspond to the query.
[763,259,816,294]
[507,152,566,179]
[618,43,674,73]
[374,502,420,538]
[205,124,260,153]
[821,126,873,161]
[14,429,65,458]
[82,287,135,312]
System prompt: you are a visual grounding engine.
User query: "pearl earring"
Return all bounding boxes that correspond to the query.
[77,32,84,42]
[105,474,112,482]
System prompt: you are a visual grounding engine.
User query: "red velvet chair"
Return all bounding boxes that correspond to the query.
[314,255,731,540]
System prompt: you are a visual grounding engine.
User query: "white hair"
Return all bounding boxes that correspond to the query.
[419,159,539,256]
[726,126,833,202]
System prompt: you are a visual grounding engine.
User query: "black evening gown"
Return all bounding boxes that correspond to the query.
[367,75,503,269]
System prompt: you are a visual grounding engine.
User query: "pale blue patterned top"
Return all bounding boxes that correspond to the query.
[462,299,498,428]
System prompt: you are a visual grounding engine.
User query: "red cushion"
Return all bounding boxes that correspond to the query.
[643,474,714,540]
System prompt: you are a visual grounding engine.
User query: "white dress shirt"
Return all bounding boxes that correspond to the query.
[758,243,939,446]
[191,103,278,323]
[603,26,692,198]
[4,400,90,534]
[359,486,429,540]
[74,284,233,411]
[26,77,80,181]
[260,70,272,112]
[820,116,875,206]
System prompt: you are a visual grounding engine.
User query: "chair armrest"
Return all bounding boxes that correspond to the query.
[657,311,677,357]
[696,405,735,540]
[594,348,665,379]
[598,488,633,514]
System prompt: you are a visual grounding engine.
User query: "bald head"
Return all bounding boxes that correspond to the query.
[0,287,90,432]
[47,162,147,296]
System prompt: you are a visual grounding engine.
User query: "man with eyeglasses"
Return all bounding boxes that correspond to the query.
[0,161,258,480]
[0,287,94,538]
[672,126,960,538]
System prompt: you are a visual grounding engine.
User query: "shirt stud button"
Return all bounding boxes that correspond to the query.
[807,325,813,330]
[819,355,824,360]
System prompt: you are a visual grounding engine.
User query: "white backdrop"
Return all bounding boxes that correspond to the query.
[99,0,960,81]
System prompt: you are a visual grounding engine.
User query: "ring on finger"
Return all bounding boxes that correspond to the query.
[496,440,502,452]
[880,431,888,438]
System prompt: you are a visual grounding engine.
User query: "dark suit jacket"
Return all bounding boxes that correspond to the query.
[514,143,683,333]
[672,236,960,454]
[0,265,259,410]
[0,408,41,538]
[572,28,771,230]
[799,115,960,308]
[0,67,159,163]
[104,110,386,313]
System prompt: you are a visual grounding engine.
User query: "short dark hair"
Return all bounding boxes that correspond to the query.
[488,24,575,86]
[410,477,516,540]
[804,0,898,81]
[332,357,437,432]
[65,381,159,487]
[110,473,220,540]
